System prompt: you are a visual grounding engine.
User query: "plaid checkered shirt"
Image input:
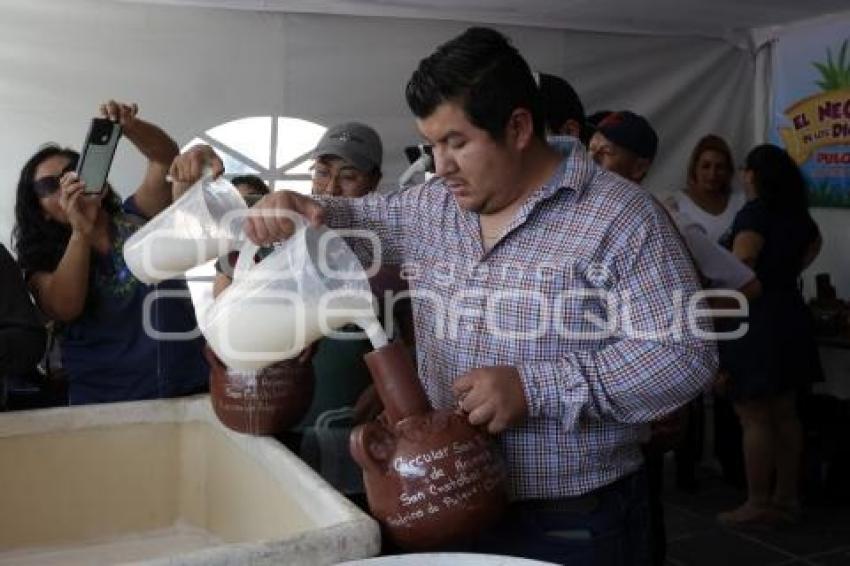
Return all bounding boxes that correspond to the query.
[321,141,718,500]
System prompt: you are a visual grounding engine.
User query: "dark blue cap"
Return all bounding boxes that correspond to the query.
[596,111,658,161]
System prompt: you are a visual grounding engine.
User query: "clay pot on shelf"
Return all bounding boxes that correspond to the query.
[206,347,314,435]
[350,342,507,550]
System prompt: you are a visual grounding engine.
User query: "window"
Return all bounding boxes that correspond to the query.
[182,116,327,194]
[183,116,327,323]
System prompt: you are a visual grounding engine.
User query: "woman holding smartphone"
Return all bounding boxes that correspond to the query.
[12,100,208,405]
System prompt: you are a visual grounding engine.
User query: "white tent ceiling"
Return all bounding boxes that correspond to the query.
[118,0,850,44]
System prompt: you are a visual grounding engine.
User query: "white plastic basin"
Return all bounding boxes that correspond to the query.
[0,395,379,565]
[339,553,558,565]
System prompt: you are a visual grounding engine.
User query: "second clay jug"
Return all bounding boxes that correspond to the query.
[206,348,314,435]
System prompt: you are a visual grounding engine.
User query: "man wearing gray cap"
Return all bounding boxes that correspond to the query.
[310,122,383,198]
[297,120,400,502]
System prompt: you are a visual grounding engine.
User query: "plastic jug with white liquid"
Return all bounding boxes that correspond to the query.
[123,176,247,284]
[201,215,384,371]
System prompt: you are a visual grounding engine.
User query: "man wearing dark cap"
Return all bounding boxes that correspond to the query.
[590,110,669,566]
[589,110,758,566]
[310,121,383,197]
[589,110,756,293]
[589,110,658,184]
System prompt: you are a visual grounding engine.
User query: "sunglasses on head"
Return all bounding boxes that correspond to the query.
[31,160,78,198]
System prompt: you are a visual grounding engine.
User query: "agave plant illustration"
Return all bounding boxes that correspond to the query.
[812,39,850,91]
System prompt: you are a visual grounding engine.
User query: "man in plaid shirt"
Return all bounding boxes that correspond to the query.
[228,26,717,566]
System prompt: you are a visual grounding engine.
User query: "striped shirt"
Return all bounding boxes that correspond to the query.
[322,141,717,499]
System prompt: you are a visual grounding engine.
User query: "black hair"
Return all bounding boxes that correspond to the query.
[405,27,544,141]
[744,144,810,213]
[537,72,589,143]
[230,174,270,195]
[12,144,122,277]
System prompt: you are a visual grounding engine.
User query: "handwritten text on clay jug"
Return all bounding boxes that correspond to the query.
[351,410,507,550]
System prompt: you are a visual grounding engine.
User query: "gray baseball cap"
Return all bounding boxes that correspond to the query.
[310,122,383,172]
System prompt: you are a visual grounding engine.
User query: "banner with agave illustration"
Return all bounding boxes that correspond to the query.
[772,21,850,208]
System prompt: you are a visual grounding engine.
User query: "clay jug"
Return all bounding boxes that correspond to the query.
[350,342,507,550]
[206,347,314,435]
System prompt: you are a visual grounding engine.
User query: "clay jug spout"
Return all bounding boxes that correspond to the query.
[364,342,430,425]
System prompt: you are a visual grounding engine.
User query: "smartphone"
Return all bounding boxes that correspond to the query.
[77,118,122,194]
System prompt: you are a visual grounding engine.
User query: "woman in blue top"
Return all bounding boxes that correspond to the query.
[12,101,207,405]
[718,144,822,526]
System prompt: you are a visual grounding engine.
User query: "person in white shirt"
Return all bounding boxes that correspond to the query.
[666,134,746,244]
[664,134,752,490]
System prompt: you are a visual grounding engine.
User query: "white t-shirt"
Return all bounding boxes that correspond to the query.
[668,190,746,244]
[666,207,755,291]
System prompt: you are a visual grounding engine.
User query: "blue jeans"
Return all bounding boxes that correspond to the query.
[457,468,651,565]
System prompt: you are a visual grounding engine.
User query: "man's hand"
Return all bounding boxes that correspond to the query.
[100,100,138,128]
[245,190,325,246]
[453,366,529,434]
[168,144,224,186]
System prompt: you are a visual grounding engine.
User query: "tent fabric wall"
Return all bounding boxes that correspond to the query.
[0,0,754,252]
